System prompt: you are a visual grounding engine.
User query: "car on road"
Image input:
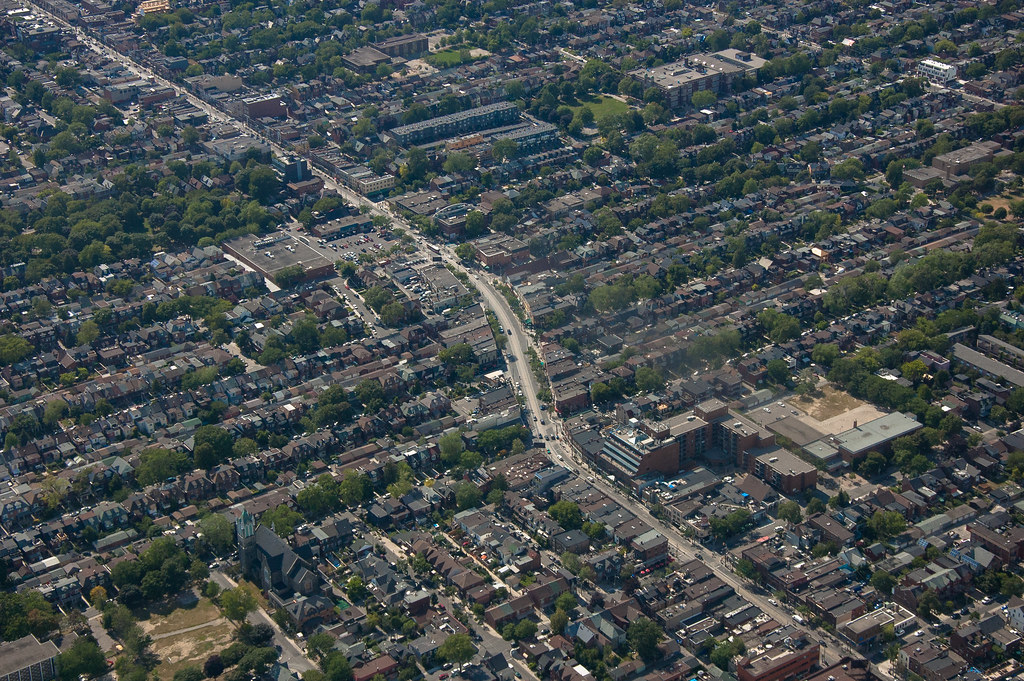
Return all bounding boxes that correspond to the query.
[439,674,449,679]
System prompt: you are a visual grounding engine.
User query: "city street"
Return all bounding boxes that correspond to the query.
[363,530,533,681]
[210,571,317,674]
[23,0,872,670]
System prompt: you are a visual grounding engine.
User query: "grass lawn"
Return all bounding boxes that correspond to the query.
[983,189,1023,215]
[142,597,222,637]
[426,49,478,68]
[571,95,630,123]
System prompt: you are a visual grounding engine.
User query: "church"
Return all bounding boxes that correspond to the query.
[236,509,319,598]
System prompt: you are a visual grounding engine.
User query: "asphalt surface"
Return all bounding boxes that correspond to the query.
[210,571,317,674]
[368,530,534,681]
[26,3,880,671]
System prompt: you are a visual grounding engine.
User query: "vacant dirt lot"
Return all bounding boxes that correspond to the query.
[153,624,234,679]
[789,385,864,421]
[787,385,885,435]
[143,597,233,679]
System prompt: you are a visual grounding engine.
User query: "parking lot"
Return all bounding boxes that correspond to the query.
[312,227,399,264]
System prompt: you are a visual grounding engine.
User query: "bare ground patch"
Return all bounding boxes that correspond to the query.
[141,597,222,637]
[152,620,235,679]
[787,385,865,422]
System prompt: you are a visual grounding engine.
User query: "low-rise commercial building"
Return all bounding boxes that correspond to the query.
[830,412,922,463]
[736,626,819,681]
[222,233,335,285]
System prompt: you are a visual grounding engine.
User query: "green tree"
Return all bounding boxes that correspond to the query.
[735,558,758,580]
[201,514,235,554]
[380,302,406,327]
[340,471,372,506]
[548,500,583,530]
[709,509,750,539]
[627,617,663,662]
[828,490,850,508]
[346,576,368,602]
[456,482,482,510]
[634,367,664,392]
[758,309,801,343]
[386,462,415,499]
[766,359,790,384]
[710,639,745,669]
[355,379,385,411]
[777,501,801,524]
[871,570,896,595]
[438,633,476,666]
[811,344,839,367]
[220,584,258,625]
[307,632,336,661]
[492,138,518,162]
[513,619,538,641]
[439,431,466,467]
[691,90,716,109]
[917,589,941,619]
[246,165,278,203]
[193,425,233,469]
[555,592,577,613]
[867,510,906,540]
[76,320,100,346]
[443,152,476,174]
[582,522,606,542]
[858,451,888,478]
[261,505,303,537]
[550,609,568,635]
[58,636,107,681]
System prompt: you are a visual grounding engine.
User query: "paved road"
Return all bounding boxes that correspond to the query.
[441,269,871,670]
[366,530,534,680]
[27,2,878,670]
[210,571,317,674]
[84,605,118,653]
[334,278,383,336]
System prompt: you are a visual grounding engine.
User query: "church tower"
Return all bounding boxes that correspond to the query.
[236,509,255,571]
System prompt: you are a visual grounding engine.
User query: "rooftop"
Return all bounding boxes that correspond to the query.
[832,412,922,456]
[631,49,767,89]
[0,635,59,676]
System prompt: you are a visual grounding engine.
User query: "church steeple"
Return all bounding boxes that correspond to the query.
[236,508,255,542]
[236,509,256,573]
